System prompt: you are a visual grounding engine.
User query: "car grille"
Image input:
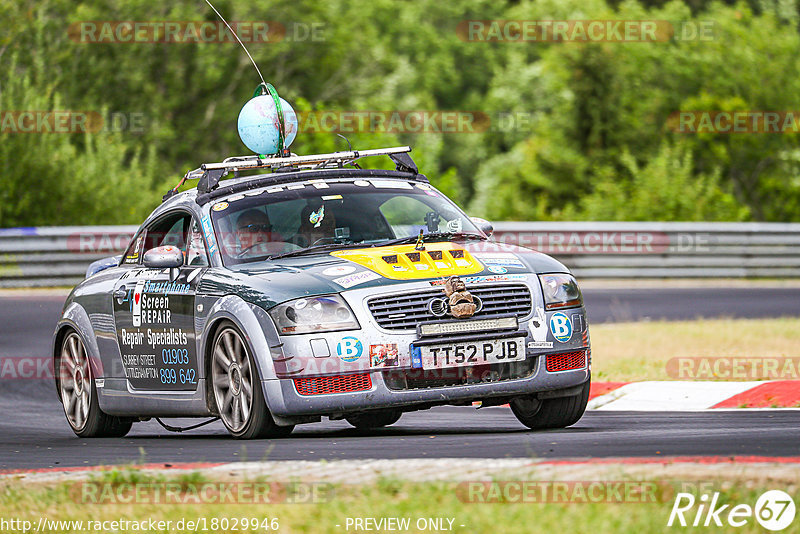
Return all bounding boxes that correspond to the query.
[383,358,538,391]
[294,373,372,395]
[545,350,587,372]
[367,283,533,330]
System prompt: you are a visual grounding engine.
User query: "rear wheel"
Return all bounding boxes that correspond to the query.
[58,331,132,438]
[510,378,590,430]
[211,322,294,439]
[345,409,402,430]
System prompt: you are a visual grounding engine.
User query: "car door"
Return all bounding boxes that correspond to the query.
[111,211,209,392]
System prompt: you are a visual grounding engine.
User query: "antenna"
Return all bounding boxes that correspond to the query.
[203,0,265,85]
[336,133,353,152]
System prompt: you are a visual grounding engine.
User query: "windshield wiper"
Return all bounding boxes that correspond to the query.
[269,232,487,260]
[379,232,488,248]
[267,242,369,260]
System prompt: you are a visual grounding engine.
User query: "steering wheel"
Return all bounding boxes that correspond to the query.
[236,243,267,258]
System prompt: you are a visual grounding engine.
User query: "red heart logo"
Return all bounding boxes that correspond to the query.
[134,293,140,304]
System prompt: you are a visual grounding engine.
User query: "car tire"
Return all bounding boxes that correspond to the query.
[58,331,133,438]
[510,377,591,430]
[210,322,294,439]
[345,409,402,430]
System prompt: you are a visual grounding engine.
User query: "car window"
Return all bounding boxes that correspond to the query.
[122,211,195,266]
[147,216,187,251]
[186,218,209,267]
[209,180,481,266]
[379,196,465,236]
[122,232,147,265]
[267,199,307,239]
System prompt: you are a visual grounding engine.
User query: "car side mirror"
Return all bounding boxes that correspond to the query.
[143,246,183,281]
[470,217,494,238]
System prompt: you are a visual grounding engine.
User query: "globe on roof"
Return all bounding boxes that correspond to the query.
[237,94,298,155]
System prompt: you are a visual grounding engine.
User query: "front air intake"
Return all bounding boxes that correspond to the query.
[545,350,587,373]
[294,373,372,395]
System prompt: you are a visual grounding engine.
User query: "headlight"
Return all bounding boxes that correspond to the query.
[538,273,583,310]
[269,295,360,335]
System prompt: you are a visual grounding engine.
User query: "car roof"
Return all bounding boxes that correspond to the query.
[151,167,427,221]
[175,166,425,204]
[152,146,427,224]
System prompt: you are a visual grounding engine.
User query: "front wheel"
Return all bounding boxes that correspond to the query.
[345,409,402,429]
[210,322,294,439]
[510,378,590,430]
[58,331,132,437]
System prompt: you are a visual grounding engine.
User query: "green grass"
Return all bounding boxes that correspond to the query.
[1,474,796,533]
[591,317,800,382]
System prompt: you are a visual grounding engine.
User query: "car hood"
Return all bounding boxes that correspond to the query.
[205,240,568,309]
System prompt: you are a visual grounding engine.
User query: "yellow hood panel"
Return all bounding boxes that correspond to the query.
[330,243,484,280]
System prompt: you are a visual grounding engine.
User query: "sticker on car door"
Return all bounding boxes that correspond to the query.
[113,268,201,391]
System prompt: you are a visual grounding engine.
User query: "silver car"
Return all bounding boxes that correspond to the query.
[53,147,591,439]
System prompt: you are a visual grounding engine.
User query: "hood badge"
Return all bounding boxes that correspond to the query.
[427,275,482,319]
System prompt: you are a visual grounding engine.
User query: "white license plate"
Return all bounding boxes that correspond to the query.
[420,338,526,370]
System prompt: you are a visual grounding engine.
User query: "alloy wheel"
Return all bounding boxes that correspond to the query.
[211,328,254,433]
[59,333,92,431]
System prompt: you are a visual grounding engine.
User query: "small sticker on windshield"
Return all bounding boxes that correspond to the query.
[447,219,463,233]
[371,180,413,189]
[321,195,343,200]
[309,206,325,228]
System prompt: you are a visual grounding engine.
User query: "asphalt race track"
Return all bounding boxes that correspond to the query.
[2,400,800,470]
[1,286,799,470]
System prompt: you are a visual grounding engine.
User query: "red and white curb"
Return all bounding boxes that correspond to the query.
[589,380,800,410]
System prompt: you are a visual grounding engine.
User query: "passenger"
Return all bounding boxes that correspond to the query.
[295,203,337,247]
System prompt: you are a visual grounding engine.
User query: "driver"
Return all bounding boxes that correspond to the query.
[235,209,289,257]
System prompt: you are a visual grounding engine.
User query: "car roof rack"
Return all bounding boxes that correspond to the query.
[163,146,419,203]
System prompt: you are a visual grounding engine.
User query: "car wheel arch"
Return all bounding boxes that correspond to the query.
[52,322,74,397]
[200,296,281,413]
[52,305,104,400]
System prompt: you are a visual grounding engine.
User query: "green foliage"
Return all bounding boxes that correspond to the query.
[469,0,800,221]
[569,142,749,220]
[1,0,799,225]
[0,57,162,226]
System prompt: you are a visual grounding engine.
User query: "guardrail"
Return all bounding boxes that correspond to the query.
[493,222,800,278]
[1,222,798,287]
[0,226,138,288]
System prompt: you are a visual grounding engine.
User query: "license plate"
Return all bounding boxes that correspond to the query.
[419,338,526,370]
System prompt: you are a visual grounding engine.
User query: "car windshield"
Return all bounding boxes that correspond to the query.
[209,178,483,266]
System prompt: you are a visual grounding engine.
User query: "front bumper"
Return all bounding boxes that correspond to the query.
[263,352,589,417]
[262,277,591,417]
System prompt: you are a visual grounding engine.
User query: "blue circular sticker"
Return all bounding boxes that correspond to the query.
[549,312,573,343]
[336,337,363,362]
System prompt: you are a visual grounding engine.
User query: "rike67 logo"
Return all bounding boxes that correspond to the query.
[668,490,796,530]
